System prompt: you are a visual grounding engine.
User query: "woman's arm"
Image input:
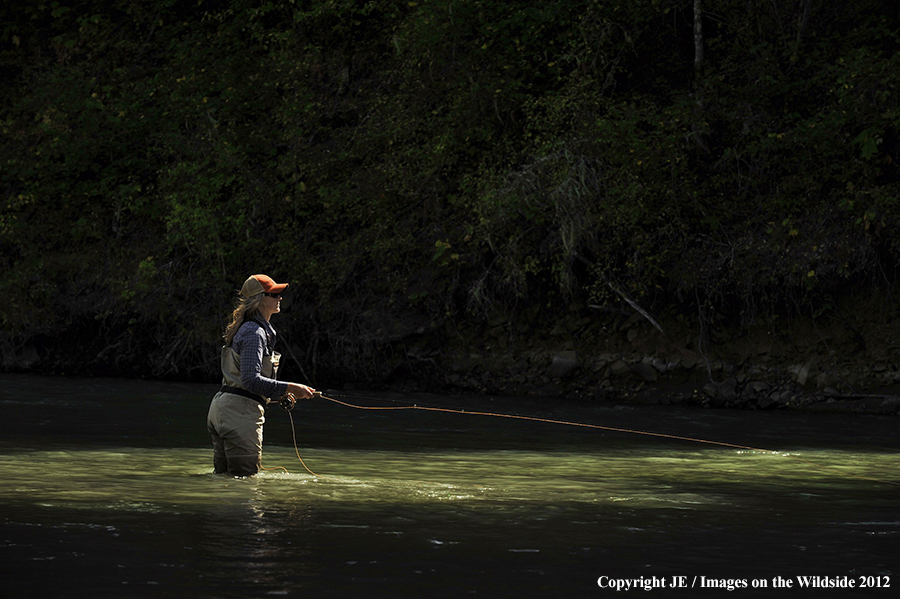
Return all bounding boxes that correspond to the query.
[238,325,288,399]
[237,323,315,401]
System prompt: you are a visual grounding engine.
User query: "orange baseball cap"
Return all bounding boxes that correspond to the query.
[240,274,289,297]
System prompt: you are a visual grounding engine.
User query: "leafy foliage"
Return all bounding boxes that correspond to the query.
[1,0,899,380]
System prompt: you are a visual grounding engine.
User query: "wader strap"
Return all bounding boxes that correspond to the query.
[220,385,268,406]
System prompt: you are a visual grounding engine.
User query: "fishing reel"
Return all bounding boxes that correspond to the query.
[279,390,323,411]
[279,392,297,411]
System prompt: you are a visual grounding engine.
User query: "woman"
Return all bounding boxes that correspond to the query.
[207,274,315,476]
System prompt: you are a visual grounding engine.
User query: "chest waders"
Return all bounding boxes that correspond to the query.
[219,344,282,405]
[207,322,282,476]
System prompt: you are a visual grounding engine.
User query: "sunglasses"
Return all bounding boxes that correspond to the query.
[264,292,282,298]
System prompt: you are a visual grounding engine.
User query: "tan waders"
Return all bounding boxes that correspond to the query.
[206,341,282,477]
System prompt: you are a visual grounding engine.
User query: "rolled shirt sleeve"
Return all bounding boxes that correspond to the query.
[234,321,288,400]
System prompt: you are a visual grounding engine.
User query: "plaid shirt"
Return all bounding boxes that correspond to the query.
[232,318,288,400]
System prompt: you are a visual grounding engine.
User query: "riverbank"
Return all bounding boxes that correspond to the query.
[389,294,900,417]
[3,291,900,417]
[427,345,900,417]
[4,1,900,429]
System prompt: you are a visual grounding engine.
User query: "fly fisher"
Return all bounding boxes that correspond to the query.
[206,274,316,477]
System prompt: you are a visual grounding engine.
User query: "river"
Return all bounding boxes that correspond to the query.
[0,374,897,597]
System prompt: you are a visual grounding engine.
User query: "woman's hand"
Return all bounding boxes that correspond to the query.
[286,383,316,399]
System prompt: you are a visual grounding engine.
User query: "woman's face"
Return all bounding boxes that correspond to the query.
[260,293,282,320]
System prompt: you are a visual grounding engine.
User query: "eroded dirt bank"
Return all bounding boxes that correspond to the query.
[390,292,900,416]
[4,292,900,416]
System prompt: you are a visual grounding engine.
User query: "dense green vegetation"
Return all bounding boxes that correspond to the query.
[2,1,899,389]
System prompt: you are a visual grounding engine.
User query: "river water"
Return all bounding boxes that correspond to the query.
[0,374,897,598]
